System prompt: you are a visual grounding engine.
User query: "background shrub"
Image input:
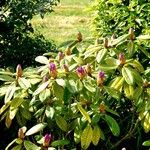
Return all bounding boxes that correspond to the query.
[91,0,150,37]
[0,0,59,67]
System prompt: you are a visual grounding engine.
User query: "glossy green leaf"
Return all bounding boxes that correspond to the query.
[9,108,18,120]
[0,75,14,82]
[51,139,70,147]
[33,80,49,96]
[18,78,31,89]
[84,46,101,59]
[45,106,55,119]
[96,49,107,63]
[77,103,91,123]
[127,40,134,57]
[35,56,49,64]
[24,140,41,150]
[53,82,64,100]
[5,112,12,128]
[92,125,101,146]
[104,115,120,136]
[66,80,77,94]
[76,80,83,92]
[137,35,150,40]
[99,64,118,71]
[83,81,96,93]
[10,98,24,110]
[25,123,47,136]
[0,86,8,97]
[12,145,22,150]
[81,124,93,150]
[143,140,150,146]
[39,88,51,102]
[111,34,129,46]
[20,107,31,120]
[4,82,16,103]
[0,101,11,115]
[104,86,121,100]
[56,79,66,87]
[122,66,134,85]
[55,115,68,132]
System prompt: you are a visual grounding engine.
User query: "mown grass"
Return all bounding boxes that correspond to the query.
[32,0,92,46]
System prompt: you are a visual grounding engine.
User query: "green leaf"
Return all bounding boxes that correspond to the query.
[55,115,68,132]
[10,98,24,110]
[0,101,11,115]
[66,80,77,94]
[18,78,31,89]
[92,125,101,146]
[110,34,129,46]
[81,124,93,150]
[51,139,70,147]
[12,145,22,150]
[24,140,40,150]
[84,46,101,59]
[63,87,71,104]
[77,103,91,123]
[76,80,83,92]
[35,56,49,64]
[127,40,134,57]
[104,86,121,100]
[137,35,150,40]
[39,88,51,102]
[122,66,134,85]
[33,80,49,96]
[9,108,18,120]
[4,82,16,103]
[53,82,64,100]
[20,107,31,120]
[142,140,150,146]
[104,115,120,136]
[25,123,47,136]
[83,81,96,93]
[96,49,107,63]
[99,64,118,71]
[0,75,14,82]
[45,106,55,119]
[0,86,8,97]
[56,79,66,87]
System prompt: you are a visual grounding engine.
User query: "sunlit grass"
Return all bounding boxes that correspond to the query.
[32,0,92,46]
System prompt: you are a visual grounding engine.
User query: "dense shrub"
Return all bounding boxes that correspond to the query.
[0,31,150,150]
[91,0,150,37]
[0,0,59,67]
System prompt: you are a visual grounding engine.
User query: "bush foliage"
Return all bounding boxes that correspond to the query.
[91,0,150,37]
[0,0,59,67]
[0,31,150,149]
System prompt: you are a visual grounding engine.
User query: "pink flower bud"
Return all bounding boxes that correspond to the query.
[76,66,86,80]
[43,134,52,147]
[58,51,65,61]
[118,53,126,65]
[49,63,57,79]
[16,64,23,78]
[97,71,105,86]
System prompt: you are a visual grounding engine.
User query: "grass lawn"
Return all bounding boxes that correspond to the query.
[32,0,92,46]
